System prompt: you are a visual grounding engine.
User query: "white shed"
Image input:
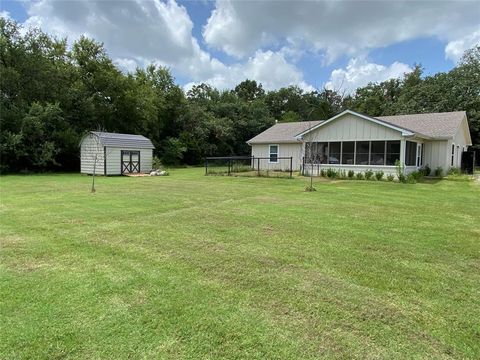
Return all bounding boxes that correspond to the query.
[80,131,155,175]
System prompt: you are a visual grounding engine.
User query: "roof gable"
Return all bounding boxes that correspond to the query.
[295,110,415,138]
[91,131,155,149]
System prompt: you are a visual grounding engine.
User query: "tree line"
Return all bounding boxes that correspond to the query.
[1,18,479,173]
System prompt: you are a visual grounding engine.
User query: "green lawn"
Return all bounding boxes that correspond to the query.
[1,169,479,359]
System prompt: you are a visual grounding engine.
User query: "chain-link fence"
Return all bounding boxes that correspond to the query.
[205,156,294,178]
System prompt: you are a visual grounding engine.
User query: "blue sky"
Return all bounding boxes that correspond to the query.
[2,0,479,93]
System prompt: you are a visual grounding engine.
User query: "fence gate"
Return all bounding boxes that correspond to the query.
[461,151,475,174]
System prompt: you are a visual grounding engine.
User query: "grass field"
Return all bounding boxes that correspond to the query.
[1,169,479,359]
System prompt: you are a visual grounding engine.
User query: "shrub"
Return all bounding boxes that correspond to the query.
[409,170,423,181]
[406,173,418,184]
[326,168,337,178]
[420,165,431,176]
[355,172,364,180]
[386,174,395,182]
[365,169,374,180]
[448,167,461,175]
[435,166,443,177]
[398,173,407,183]
[152,156,162,170]
[305,185,317,192]
[347,170,355,179]
[338,169,347,179]
[320,169,326,177]
[375,171,384,181]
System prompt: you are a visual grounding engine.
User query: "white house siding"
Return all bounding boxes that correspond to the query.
[105,147,153,175]
[424,140,449,171]
[449,117,472,169]
[80,134,105,175]
[303,113,403,142]
[251,143,302,171]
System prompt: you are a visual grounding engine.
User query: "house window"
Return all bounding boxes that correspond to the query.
[451,144,455,166]
[341,142,355,164]
[269,145,278,163]
[405,141,416,166]
[356,141,370,165]
[386,141,401,165]
[370,141,385,165]
[328,142,341,164]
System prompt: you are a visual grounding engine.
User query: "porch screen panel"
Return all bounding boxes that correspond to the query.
[305,142,328,163]
[405,141,416,166]
[356,141,370,165]
[341,142,355,164]
[328,142,341,164]
[370,141,385,165]
[317,142,328,164]
[385,141,400,165]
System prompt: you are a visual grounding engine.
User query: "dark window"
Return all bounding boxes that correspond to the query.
[341,142,355,164]
[451,144,455,166]
[386,141,400,165]
[356,141,370,165]
[370,141,385,165]
[269,145,278,163]
[405,141,416,166]
[329,142,341,164]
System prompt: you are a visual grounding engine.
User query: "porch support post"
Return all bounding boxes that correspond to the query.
[400,139,406,172]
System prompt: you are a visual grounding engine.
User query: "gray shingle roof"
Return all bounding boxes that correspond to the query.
[376,111,466,139]
[247,121,323,144]
[92,131,155,149]
[248,111,466,144]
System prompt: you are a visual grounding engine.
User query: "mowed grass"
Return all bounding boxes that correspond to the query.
[1,169,479,359]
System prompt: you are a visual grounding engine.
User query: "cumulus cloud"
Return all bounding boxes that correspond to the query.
[18,0,314,90]
[184,50,314,91]
[1,10,12,20]
[445,30,480,63]
[325,58,412,94]
[203,0,479,63]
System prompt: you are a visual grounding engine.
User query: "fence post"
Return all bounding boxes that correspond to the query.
[302,156,305,176]
[205,158,208,175]
[257,158,260,177]
[228,159,231,175]
[252,155,254,170]
[290,157,293,178]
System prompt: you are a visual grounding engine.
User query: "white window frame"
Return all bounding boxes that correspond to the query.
[269,144,279,163]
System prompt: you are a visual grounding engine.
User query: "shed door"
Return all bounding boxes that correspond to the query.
[121,150,140,173]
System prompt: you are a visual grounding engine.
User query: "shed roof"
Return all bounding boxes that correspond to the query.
[247,121,323,144]
[91,131,155,149]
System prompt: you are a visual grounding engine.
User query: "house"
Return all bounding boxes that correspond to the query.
[247,110,472,175]
[80,132,155,175]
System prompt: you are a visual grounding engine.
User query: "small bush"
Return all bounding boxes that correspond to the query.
[320,169,326,177]
[420,165,431,176]
[434,167,443,177]
[398,173,407,183]
[386,174,395,182]
[409,170,423,181]
[375,171,384,181]
[305,185,317,192]
[406,173,418,184]
[448,167,461,175]
[152,156,162,170]
[365,169,374,180]
[347,170,355,179]
[338,169,347,179]
[326,168,337,178]
[355,172,364,180]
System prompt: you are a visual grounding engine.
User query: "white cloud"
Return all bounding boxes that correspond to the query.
[1,10,11,20]
[19,0,314,91]
[203,1,480,63]
[184,50,314,92]
[325,58,412,94]
[445,30,480,63]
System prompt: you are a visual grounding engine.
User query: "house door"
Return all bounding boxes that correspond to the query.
[121,150,140,173]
